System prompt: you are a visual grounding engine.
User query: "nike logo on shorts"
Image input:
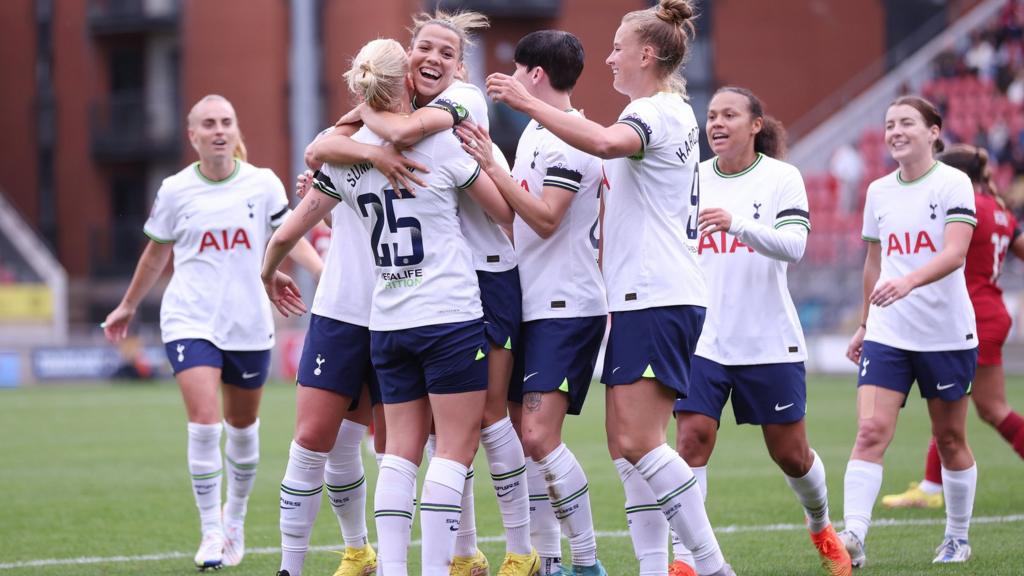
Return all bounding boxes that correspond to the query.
[774,402,794,412]
[524,372,539,382]
[936,382,956,391]
[242,371,260,379]
[612,366,621,374]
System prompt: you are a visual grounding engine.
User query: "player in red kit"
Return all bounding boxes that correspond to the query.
[883,143,1024,510]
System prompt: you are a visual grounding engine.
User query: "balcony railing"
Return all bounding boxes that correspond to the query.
[434,0,561,18]
[87,0,180,36]
[90,93,180,162]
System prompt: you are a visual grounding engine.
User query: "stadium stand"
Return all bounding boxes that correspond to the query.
[790,0,1024,335]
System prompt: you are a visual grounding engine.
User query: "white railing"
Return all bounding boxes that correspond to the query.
[0,189,68,346]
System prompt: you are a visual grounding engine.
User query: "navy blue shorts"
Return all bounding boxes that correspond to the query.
[509,316,606,415]
[674,357,807,425]
[164,339,270,389]
[478,268,522,351]
[371,319,490,404]
[602,305,705,398]
[297,314,379,407]
[857,340,977,402]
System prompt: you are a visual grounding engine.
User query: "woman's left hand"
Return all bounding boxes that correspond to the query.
[336,103,365,127]
[486,73,534,112]
[870,277,914,307]
[698,207,733,234]
[263,271,307,317]
[455,122,496,172]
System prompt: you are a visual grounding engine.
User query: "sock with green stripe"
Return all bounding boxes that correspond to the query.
[279,440,327,576]
[326,420,369,549]
[671,465,706,567]
[538,443,596,567]
[375,454,417,575]
[453,466,477,557]
[223,419,259,524]
[615,457,668,575]
[482,417,531,554]
[526,457,562,574]
[187,422,223,536]
[784,449,831,533]
[636,444,724,575]
[421,457,468,575]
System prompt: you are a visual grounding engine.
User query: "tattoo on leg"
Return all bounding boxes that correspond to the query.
[524,392,542,413]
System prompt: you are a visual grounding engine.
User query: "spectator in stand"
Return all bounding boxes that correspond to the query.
[1006,69,1024,105]
[964,31,996,81]
[830,143,866,215]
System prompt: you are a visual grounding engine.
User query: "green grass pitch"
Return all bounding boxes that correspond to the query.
[1,375,1022,575]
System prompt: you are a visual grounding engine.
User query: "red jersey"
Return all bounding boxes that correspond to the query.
[964,192,1019,322]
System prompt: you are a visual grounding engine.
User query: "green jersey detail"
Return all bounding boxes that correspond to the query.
[642,365,656,379]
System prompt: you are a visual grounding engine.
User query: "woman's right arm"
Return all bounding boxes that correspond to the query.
[360,105,461,149]
[847,241,881,364]
[306,128,427,192]
[486,73,642,159]
[103,240,174,342]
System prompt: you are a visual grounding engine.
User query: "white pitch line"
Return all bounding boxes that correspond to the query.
[2,514,1022,570]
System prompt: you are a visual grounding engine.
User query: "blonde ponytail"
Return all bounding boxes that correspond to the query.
[344,39,408,111]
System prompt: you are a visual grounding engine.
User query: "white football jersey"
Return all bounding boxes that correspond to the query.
[512,112,607,321]
[144,160,289,350]
[862,162,978,351]
[694,154,809,364]
[310,201,374,327]
[602,92,706,311]
[420,81,516,272]
[313,126,482,331]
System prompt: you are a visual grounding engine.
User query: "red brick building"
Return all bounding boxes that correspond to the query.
[0,0,977,322]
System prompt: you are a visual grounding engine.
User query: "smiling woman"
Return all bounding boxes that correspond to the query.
[673,86,851,576]
[840,95,981,566]
[487,1,737,575]
[101,94,323,571]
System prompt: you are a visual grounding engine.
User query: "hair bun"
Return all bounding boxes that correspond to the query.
[657,0,694,25]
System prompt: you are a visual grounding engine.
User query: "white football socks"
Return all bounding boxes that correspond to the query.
[784,450,831,533]
[375,455,418,576]
[453,467,478,557]
[616,458,669,575]
[482,417,532,554]
[223,419,259,524]
[326,420,369,548]
[537,443,597,567]
[671,465,706,566]
[420,457,468,576]
[527,457,563,574]
[843,459,883,543]
[941,464,977,540]
[187,422,224,536]
[635,444,724,575]
[279,441,328,576]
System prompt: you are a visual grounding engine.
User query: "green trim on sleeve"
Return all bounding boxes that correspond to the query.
[945,217,977,227]
[458,164,482,190]
[774,218,811,231]
[861,235,880,243]
[144,229,174,244]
